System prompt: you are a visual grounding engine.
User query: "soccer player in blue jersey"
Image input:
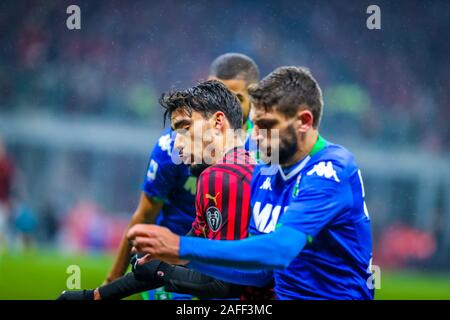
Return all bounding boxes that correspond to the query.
[128,66,374,300]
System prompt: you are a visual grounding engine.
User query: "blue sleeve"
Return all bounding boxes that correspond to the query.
[141,131,179,202]
[180,225,307,270]
[187,262,273,287]
[280,160,351,238]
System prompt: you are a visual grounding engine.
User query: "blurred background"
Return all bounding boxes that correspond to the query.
[0,0,449,299]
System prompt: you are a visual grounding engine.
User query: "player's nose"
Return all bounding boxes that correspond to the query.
[174,134,184,151]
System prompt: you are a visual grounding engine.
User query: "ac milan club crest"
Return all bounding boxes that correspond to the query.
[206,206,222,232]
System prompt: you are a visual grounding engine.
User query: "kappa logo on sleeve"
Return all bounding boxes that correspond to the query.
[259,177,272,191]
[158,134,173,156]
[307,161,340,182]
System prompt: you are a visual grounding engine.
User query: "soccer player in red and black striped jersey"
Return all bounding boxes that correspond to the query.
[58,80,272,300]
[190,147,253,241]
[158,80,272,299]
[187,147,272,300]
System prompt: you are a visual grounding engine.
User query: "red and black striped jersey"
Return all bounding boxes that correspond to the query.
[190,147,274,300]
[191,147,255,240]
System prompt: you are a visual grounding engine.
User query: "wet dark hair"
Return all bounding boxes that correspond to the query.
[159,80,243,129]
[249,66,324,128]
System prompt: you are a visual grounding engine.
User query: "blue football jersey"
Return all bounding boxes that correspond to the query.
[142,128,197,236]
[249,136,374,300]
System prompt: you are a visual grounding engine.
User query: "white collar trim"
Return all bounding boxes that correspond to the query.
[278,155,311,181]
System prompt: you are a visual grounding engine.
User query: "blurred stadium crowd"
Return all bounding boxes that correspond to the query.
[0,0,449,270]
[1,0,450,150]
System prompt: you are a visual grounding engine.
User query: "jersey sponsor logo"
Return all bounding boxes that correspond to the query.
[206,206,222,232]
[158,134,173,157]
[146,159,158,181]
[307,161,340,182]
[259,177,272,191]
[205,192,220,206]
[253,201,288,233]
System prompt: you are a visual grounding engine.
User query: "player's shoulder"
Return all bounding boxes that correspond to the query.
[250,161,280,185]
[148,128,182,168]
[145,128,188,178]
[152,127,175,155]
[314,142,356,166]
[200,161,253,184]
[304,141,358,184]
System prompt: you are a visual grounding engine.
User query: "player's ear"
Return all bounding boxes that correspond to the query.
[212,111,226,131]
[296,108,314,133]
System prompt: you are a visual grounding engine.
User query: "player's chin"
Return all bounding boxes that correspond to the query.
[259,148,273,164]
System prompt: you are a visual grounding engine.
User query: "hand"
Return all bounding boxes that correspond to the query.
[127,224,187,265]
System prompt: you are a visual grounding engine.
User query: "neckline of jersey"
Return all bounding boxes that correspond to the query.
[278,134,327,180]
[221,146,246,160]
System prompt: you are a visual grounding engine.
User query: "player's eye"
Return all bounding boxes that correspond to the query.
[255,120,277,129]
[175,126,190,135]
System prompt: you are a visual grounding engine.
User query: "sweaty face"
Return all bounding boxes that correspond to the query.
[171,108,218,175]
[251,107,299,166]
[277,124,299,165]
[208,77,251,125]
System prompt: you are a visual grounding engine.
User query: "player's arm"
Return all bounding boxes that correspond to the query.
[129,161,349,270]
[179,161,349,270]
[105,193,163,283]
[180,225,307,270]
[127,161,349,272]
[181,180,274,286]
[155,167,273,287]
[186,261,273,287]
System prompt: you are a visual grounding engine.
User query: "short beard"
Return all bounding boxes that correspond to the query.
[277,124,299,166]
[189,163,210,177]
